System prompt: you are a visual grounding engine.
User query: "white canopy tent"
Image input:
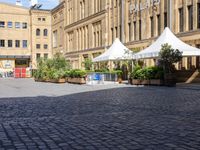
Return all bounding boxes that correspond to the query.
[133,27,200,59]
[93,38,134,62]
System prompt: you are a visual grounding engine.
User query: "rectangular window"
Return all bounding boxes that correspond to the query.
[44,44,48,49]
[198,3,200,28]
[115,27,118,38]
[111,28,114,43]
[22,23,27,29]
[7,22,12,28]
[128,23,131,42]
[36,44,40,49]
[188,5,193,31]
[164,12,167,28]
[0,40,5,47]
[36,53,41,60]
[157,14,161,35]
[8,40,12,47]
[150,16,154,37]
[23,40,27,48]
[15,22,20,29]
[15,40,20,47]
[179,8,184,32]
[139,20,141,40]
[133,21,136,41]
[0,21,5,28]
[38,18,41,21]
[42,18,46,21]
[44,53,48,59]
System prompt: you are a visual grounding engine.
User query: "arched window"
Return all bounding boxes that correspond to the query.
[44,29,48,36]
[36,28,40,36]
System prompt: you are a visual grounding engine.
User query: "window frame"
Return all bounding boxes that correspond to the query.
[0,21,5,28]
[44,44,48,49]
[44,29,48,36]
[22,22,27,29]
[7,22,13,28]
[15,22,21,29]
[22,40,28,48]
[36,28,40,36]
[15,40,20,48]
[8,40,12,48]
[0,39,5,47]
[36,44,41,49]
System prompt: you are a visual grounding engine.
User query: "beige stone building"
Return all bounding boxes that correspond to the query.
[1,0,200,72]
[52,1,65,55]
[0,2,52,70]
[53,0,200,70]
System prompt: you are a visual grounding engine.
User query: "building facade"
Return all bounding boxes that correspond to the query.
[54,0,200,70]
[1,0,200,71]
[0,2,52,70]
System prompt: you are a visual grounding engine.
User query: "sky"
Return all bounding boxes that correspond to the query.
[0,0,59,9]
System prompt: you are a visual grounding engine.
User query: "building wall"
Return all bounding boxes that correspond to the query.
[62,0,200,70]
[0,3,52,70]
[0,3,31,69]
[30,9,52,69]
[64,0,107,69]
[52,1,65,55]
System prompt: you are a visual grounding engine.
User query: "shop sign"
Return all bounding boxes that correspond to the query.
[3,60,13,69]
[129,0,160,13]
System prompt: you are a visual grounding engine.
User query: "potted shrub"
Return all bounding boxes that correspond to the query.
[68,69,87,84]
[34,54,71,83]
[130,65,142,85]
[149,66,164,85]
[65,70,70,82]
[115,70,123,83]
[140,68,150,85]
[158,43,182,86]
[50,69,66,83]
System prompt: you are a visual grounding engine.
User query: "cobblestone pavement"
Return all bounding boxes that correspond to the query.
[0,79,200,149]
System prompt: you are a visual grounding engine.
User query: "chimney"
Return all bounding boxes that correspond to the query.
[16,0,22,6]
[30,0,38,7]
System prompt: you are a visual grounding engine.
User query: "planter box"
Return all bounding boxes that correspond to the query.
[118,78,122,84]
[132,79,141,85]
[164,73,176,87]
[65,77,69,82]
[68,77,86,84]
[141,80,150,85]
[50,78,66,83]
[150,79,163,85]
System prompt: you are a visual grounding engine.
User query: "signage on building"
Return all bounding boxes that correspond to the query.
[3,60,13,69]
[129,0,160,13]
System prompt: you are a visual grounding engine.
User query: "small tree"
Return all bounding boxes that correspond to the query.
[158,43,182,74]
[82,58,93,70]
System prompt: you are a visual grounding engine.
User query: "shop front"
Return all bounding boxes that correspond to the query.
[0,55,31,78]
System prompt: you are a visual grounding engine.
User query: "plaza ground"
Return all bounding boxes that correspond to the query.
[0,79,200,149]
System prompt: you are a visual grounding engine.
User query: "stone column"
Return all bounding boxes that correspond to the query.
[183,0,188,31]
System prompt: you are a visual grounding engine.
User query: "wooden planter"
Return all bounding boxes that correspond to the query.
[141,80,150,85]
[150,79,164,86]
[132,79,141,85]
[50,78,66,83]
[164,73,176,87]
[65,77,69,82]
[68,77,86,84]
[118,78,122,84]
